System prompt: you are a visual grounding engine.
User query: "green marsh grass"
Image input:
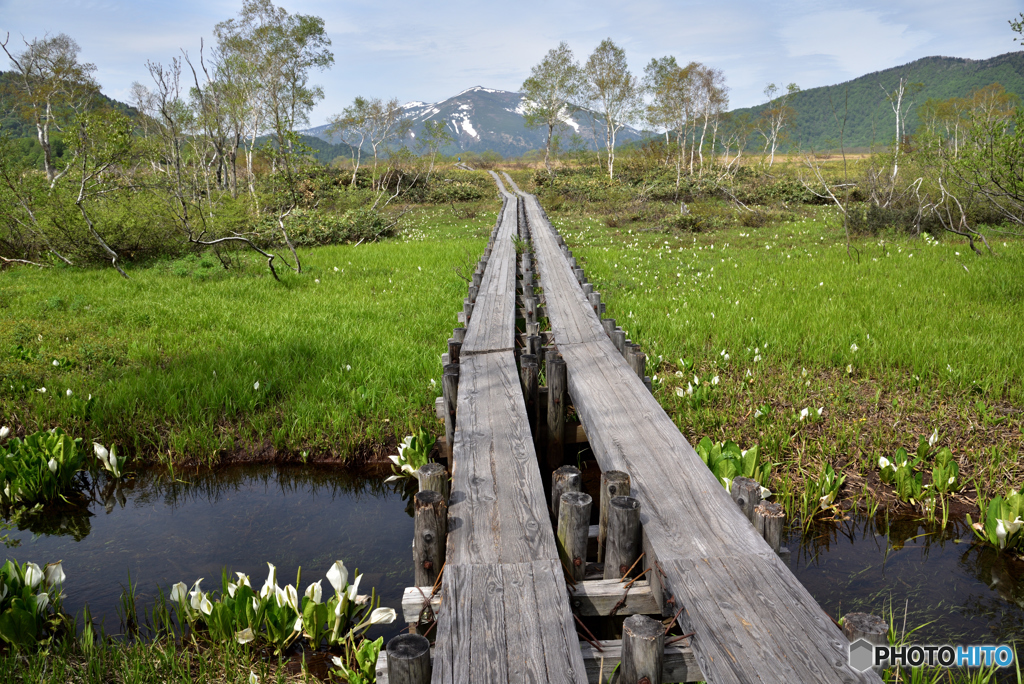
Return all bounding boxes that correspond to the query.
[555,205,1024,508]
[0,205,494,464]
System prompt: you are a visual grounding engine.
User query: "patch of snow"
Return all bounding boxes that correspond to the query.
[402,101,427,109]
[460,115,478,139]
[459,103,471,111]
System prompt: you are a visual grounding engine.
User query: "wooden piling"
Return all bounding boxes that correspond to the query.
[588,292,601,315]
[520,353,539,436]
[546,355,567,469]
[574,267,585,284]
[463,298,474,324]
[528,334,541,358]
[413,490,447,588]
[604,496,641,580]
[582,283,593,296]
[471,272,482,288]
[551,465,581,520]
[557,491,592,583]
[417,463,449,504]
[386,633,432,684]
[467,285,478,303]
[452,327,466,343]
[602,318,615,337]
[441,363,459,466]
[754,501,785,554]
[598,470,631,563]
[628,347,646,380]
[620,614,666,684]
[447,339,462,366]
[731,477,761,523]
[611,329,626,355]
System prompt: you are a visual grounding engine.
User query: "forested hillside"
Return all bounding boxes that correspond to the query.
[731,52,1024,151]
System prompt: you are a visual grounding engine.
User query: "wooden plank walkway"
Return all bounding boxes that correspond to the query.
[504,172,880,684]
[430,173,588,684]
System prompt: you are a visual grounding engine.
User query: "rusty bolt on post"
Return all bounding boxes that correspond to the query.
[423,561,433,571]
[574,557,582,567]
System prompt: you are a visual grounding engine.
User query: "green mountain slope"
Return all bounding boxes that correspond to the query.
[731,52,1024,151]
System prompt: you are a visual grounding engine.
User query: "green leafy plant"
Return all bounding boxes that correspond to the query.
[695,437,771,493]
[675,373,719,409]
[0,559,68,650]
[385,429,436,482]
[0,429,84,504]
[331,636,384,684]
[968,489,1024,555]
[802,463,846,517]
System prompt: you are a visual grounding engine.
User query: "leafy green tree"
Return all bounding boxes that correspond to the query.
[417,119,453,180]
[521,42,582,176]
[757,82,799,169]
[583,39,639,180]
[0,33,97,185]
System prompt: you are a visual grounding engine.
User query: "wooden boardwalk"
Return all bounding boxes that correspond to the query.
[429,172,588,684]
[502,172,881,684]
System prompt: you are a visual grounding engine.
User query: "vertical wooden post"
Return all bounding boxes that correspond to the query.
[628,347,646,380]
[574,267,585,284]
[611,329,626,355]
[602,317,615,337]
[441,363,459,467]
[546,356,567,469]
[525,296,536,323]
[417,463,449,504]
[754,501,785,554]
[447,339,462,366]
[471,272,482,288]
[582,283,593,295]
[557,491,592,583]
[463,298,474,324]
[413,490,447,588]
[467,284,479,303]
[528,334,541,358]
[520,353,539,436]
[620,614,665,684]
[598,470,630,563]
[588,292,601,315]
[386,633,432,684]
[604,496,641,580]
[551,465,581,520]
[452,327,466,344]
[731,476,761,523]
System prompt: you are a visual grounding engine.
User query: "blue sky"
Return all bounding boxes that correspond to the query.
[1,0,1019,126]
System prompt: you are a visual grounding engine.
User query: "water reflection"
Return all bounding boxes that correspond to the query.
[3,465,415,643]
[789,513,1024,646]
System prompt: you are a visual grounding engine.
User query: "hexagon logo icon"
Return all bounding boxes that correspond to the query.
[849,638,875,672]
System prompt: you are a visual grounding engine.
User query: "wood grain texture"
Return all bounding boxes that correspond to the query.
[431,560,588,684]
[521,187,882,684]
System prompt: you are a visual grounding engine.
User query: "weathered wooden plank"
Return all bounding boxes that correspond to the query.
[447,352,559,565]
[404,578,659,623]
[522,189,881,684]
[431,560,587,684]
[378,639,701,684]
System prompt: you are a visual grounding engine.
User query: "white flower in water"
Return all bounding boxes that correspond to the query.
[686,383,694,396]
[235,572,251,589]
[237,628,256,645]
[189,580,205,610]
[799,408,809,421]
[878,456,892,470]
[260,563,278,599]
[674,370,683,377]
[305,580,323,604]
[24,562,44,589]
[292,615,303,632]
[711,376,720,385]
[170,582,188,603]
[346,573,363,602]
[48,458,57,473]
[928,428,938,448]
[850,343,859,353]
[754,408,763,419]
[368,607,397,625]
[227,582,239,598]
[200,594,213,615]
[253,381,260,391]
[819,492,835,510]
[0,426,9,440]
[326,561,348,595]
[760,487,773,499]
[693,375,699,386]
[66,389,72,397]
[675,387,686,398]
[995,518,1023,549]
[44,562,65,587]
[34,593,49,614]
[280,584,299,612]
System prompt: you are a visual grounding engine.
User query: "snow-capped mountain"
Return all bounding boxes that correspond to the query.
[304,86,645,158]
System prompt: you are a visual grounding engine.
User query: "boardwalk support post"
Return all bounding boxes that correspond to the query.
[621,614,666,684]
[731,476,761,523]
[414,490,447,588]
[557,491,592,583]
[754,501,785,554]
[598,470,631,563]
[520,353,539,436]
[386,633,432,684]
[842,613,888,645]
[441,363,459,467]
[604,495,641,580]
[551,465,582,520]
[417,463,449,504]
[546,355,567,469]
